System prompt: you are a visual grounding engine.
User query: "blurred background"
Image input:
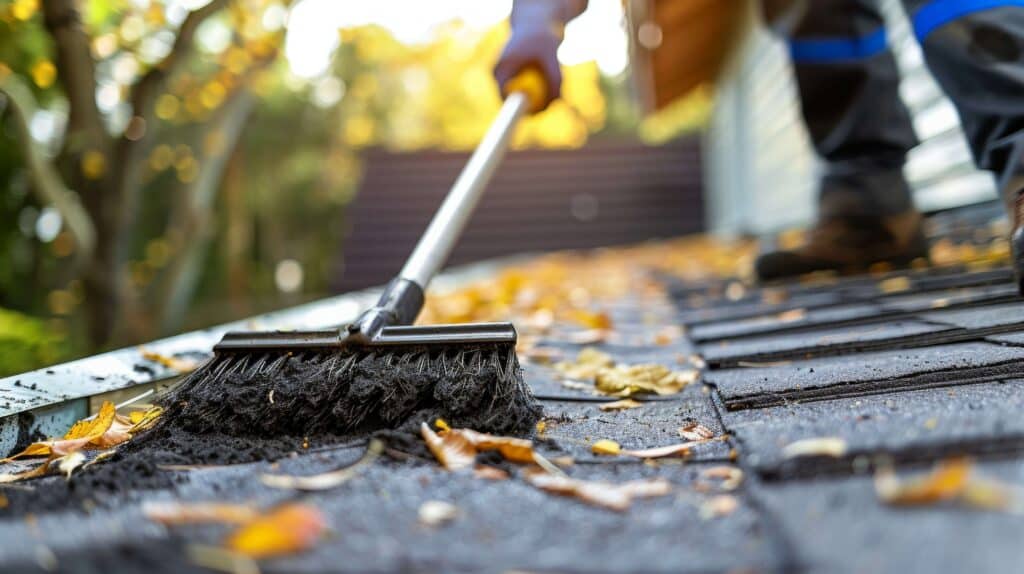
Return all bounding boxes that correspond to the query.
[0,0,994,375]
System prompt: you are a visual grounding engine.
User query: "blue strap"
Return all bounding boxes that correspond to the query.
[789,27,888,63]
[914,0,1024,39]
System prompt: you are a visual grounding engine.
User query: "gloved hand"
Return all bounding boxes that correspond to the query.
[493,3,565,112]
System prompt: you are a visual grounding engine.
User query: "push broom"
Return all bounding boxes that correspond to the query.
[158,72,549,437]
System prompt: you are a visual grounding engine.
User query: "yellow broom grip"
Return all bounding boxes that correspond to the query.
[503,67,548,113]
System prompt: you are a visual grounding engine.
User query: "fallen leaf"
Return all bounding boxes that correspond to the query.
[523,468,671,511]
[144,502,260,525]
[591,440,621,455]
[678,421,715,441]
[0,460,52,484]
[595,364,697,397]
[128,406,163,432]
[418,500,459,527]
[421,424,536,470]
[3,402,134,463]
[782,437,848,459]
[554,348,615,380]
[700,466,744,491]
[225,503,326,559]
[57,452,85,479]
[567,309,613,330]
[261,439,382,491]
[421,423,477,471]
[776,308,806,323]
[653,325,683,345]
[523,346,563,364]
[700,495,739,519]
[622,441,700,459]
[473,466,509,480]
[564,328,609,344]
[139,348,199,373]
[875,458,971,506]
[599,399,643,411]
[879,276,911,294]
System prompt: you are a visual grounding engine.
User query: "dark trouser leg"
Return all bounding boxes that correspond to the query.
[904,2,1024,290]
[789,0,920,216]
[755,0,929,281]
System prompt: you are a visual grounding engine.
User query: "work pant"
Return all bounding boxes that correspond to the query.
[787,0,1024,217]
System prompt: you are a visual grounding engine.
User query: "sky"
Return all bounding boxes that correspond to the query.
[282,0,630,79]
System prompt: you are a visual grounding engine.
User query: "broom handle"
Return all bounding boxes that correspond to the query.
[399,92,529,287]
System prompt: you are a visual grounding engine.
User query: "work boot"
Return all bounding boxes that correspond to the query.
[755,165,928,282]
[1001,139,1024,295]
[755,210,930,281]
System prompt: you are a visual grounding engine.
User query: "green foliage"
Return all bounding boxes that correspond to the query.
[0,307,67,377]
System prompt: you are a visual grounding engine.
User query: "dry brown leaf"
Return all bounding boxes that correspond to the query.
[261,439,382,490]
[776,308,807,323]
[875,458,971,506]
[421,423,536,470]
[523,468,671,511]
[678,422,715,441]
[57,452,85,479]
[591,440,621,456]
[225,503,326,559]
[421,423,477,471]
[622,441,700,459]
[782,437,848,459]
[144,502,260,525]
[599,399,643,411]
[700,495,739,519]
[595,364,696,397]
[700,466,744,491]
[418,500,459,527]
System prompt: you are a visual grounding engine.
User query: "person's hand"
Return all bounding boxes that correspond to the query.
[493,16,562,112]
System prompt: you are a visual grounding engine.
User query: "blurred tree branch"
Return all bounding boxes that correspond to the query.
[157,87,256,333]
[0,70,95,264]
[40,0,106,149]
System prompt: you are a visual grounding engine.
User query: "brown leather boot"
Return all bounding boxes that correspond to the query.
[755,210,930,282]
[1009,191,1024,294]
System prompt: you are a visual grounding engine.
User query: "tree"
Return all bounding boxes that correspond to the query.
[0,0,290,346]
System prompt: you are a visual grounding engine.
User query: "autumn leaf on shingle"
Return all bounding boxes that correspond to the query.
[591,440,621,455]
[2,401,132,462]
[523,468,671,511]
[678,421,715,441]
[622,441,701,459]
[144,502,260,525]
[554,347,615,380]
[567,309,613,330]
[595,364,697,397]
[225,503,327,559]
[782,437,848,459]
[875,458,971,506]
[421,423,536,470]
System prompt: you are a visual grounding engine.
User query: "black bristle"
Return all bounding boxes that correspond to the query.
[156,343,542,439]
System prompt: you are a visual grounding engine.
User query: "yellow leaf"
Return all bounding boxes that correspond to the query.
[567,309,612,330]
[591,440,621,456]
[65,401,117,440]
[879,276,912,294]
[139,348,199,373]
[3,401,133,462]
[0,459,52,484]
[876,458,971,506]
[225,504,326,559]
[595,364,696,397]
